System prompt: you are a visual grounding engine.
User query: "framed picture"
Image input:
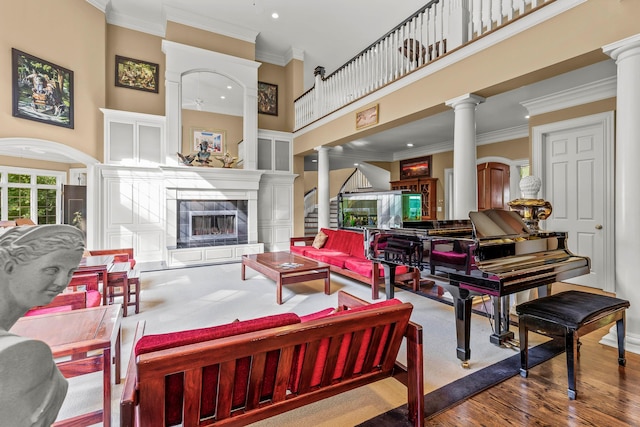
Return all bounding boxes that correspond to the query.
[356,104,378,130]
[191,128,226,154]
[258,81,278,116]
[400,155,432,179]
[115,55,159,93]
[12,48,74,129]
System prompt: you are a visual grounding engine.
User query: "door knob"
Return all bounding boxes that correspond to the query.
[595,224,603,230]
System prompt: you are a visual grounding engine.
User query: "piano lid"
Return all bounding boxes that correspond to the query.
[469,209,531,239]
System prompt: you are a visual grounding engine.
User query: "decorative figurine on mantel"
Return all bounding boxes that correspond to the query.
[215,151,237,168]
[177,140,213,166]
[507,175,553,231]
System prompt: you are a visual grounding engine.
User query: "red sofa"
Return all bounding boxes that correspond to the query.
[290,228,420,299]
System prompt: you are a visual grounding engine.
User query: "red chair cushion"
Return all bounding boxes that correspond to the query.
[86,290,102,307]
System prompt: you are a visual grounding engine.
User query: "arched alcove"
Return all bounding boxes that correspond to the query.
[162,40,260,169]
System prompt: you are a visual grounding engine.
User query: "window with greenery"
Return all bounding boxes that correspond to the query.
[0,168,65,224]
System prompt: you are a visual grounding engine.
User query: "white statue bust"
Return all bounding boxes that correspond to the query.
[519,175,542,199]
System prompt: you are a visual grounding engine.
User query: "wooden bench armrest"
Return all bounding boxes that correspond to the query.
[120,320,146,427]
[336,290,371,310]
[290,236,315,246]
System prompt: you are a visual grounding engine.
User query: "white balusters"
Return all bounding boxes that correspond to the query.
[294,0,551,130]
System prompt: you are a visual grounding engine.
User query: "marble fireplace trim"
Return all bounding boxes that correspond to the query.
[162,167,263,248]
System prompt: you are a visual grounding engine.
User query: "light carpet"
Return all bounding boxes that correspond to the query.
[57,262,548,426]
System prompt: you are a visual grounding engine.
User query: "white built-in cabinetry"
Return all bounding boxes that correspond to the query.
[101,108,165,165]
[256,130,296,252]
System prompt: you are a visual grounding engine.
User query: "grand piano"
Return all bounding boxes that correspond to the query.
[365,209,590,367]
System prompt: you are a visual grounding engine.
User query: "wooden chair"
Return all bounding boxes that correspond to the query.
[105,261,132,316]
[24,291,87,316]
[89,248,136,268]
[68,272,102,308]
[15,218,36,226]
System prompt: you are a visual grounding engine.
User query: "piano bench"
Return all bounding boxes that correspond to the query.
[516,290,629,400]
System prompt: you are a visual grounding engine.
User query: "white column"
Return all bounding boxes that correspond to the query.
[445,93,485,219]
[164,71,182,166]
[315,146,331,229]
[603,33,640,354]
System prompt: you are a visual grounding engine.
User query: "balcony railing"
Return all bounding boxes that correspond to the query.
[294,0,553,130]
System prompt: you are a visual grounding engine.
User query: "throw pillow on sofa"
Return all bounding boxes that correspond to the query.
[312,230,328,249]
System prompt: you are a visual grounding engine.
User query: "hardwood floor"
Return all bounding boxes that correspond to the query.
[426,331,640,426]
[423,281,640,426]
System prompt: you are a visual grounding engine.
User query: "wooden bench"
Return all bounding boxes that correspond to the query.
[121,291,424,426]
[517,290,630,400]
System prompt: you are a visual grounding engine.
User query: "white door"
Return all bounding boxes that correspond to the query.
[534,113,614,291]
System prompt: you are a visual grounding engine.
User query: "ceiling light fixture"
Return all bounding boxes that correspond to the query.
[271,12,279,19]
[312,159,317,163]
[407,143,414,147]
[220,95,226,100]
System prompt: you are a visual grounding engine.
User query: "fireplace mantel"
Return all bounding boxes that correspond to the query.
[164,166,264,266]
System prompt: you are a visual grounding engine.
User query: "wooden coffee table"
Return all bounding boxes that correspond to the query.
[242,252,331,304]
[11,304,122,427]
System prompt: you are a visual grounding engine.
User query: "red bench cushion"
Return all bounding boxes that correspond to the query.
[135,313,301,425]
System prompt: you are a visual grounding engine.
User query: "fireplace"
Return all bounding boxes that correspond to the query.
[177,200,248,248]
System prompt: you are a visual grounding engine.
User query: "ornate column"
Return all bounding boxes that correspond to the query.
[445,93,485,219]
[315,146,331,229]
[603,33,640,353]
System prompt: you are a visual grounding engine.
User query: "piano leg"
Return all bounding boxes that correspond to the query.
[381,262,396,300]
[489,295,515,345]
[442,283,475,367]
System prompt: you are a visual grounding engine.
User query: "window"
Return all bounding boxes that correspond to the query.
[0,167,65,224]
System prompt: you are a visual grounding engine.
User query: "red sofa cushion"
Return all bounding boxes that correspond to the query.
[290,244,308,256]
[317,253,353,269]
[290,298,402,392]
[343,258,409,278]
[135,313,301,425]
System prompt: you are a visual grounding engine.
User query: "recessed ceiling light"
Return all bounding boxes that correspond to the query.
[271,12,279,19]
[312,159,317,163]
[407,143,414,147]
[227,85,232,90]
[354,163,359,166]
[525,115,530,119]
[220,95,226,100]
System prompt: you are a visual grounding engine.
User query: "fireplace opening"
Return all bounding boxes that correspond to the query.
[177,199,248,248]
[190,210,237,240]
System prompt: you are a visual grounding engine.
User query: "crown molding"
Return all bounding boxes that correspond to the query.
[85,0,108,13]
[163,6,258,44]
[476,124,529,145]
[521,76,617,116]
[255,50,286,67]
[107,8,166,37]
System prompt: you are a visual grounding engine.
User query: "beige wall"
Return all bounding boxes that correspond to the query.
[0,0,106,162]
[181,109,242,160]
[106,25,165,116]
[165,22,255,61]
[257,63,290,132]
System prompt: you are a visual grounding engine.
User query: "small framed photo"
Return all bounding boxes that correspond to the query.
[356,104,378,130]
[258,81,278,116]
[400,155,432,179]
[192,128,226,154]
[12,48,74,129]
[115,55,159,93]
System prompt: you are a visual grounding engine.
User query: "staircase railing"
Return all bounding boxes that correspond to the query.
[339,169,373,195]
[304,187,317,216]
[294,0,553,130]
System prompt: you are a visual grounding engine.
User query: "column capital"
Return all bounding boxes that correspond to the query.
[445,93,485,109]
[603,33,640,61]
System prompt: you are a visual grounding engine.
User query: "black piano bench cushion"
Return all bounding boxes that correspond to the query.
[516,290,630,330]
